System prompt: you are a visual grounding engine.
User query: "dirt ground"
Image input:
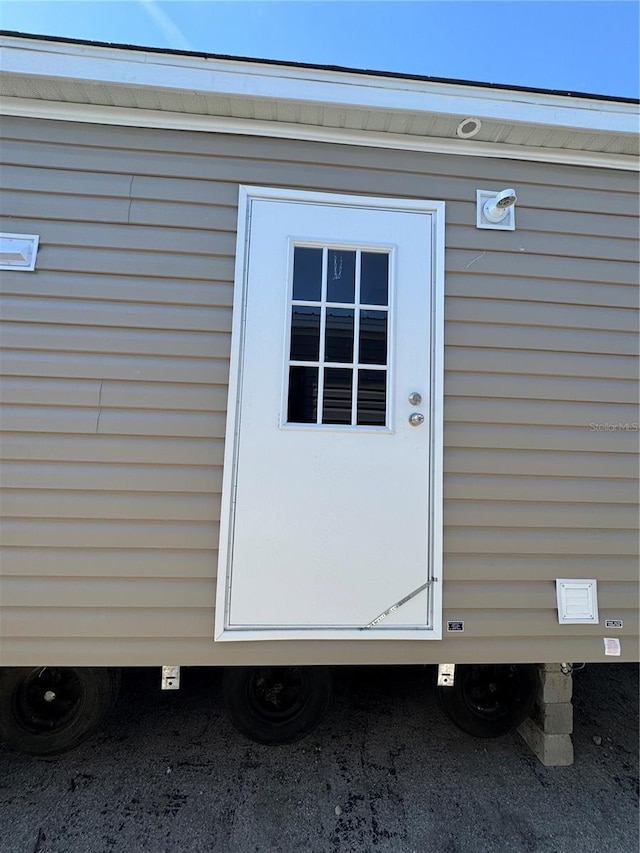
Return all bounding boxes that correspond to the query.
[0,662,637,853]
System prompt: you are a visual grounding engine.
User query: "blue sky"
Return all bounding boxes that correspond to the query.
[1,1,638,98]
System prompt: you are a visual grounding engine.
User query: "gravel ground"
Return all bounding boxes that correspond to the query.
[0,662,637,853]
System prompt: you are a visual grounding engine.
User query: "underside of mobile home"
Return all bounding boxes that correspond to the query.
[0,33,638,760]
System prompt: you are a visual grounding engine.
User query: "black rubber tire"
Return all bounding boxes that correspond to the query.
[222,665,332,745]
[0,666,121,755]
[439,663,537,738]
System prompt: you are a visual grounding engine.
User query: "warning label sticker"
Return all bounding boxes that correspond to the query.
[604,637,621,656]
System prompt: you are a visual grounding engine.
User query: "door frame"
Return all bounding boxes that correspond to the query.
[215,185,445,642]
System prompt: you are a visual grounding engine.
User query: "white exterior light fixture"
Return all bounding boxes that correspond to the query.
[476,188,517,230]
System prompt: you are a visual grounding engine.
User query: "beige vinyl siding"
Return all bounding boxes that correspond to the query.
[0,115,638,667]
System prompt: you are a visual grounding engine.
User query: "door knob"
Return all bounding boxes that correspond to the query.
[408,412,425,427]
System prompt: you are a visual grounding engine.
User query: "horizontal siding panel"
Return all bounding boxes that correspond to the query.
[132,196,640,242]
[445,274,639,310]
[4,493,633,528]
[0,490,220,521]
[445,424,640,454]
[1,548,636,584]
[444,527,638,555]
[10,203,638,262]
[447,249,636,286]
[0,189,237,233]
[0,378,226,412]
[1,405,101,434]
[446,322,638,355]
[0,323,231,358]
[0,272,234,308]
[443,500,638,529]
[445,447,636,478]
[9,176,621,245]
[128,165,636,213]
[0,350,230,384]
[445,398,639,429]
[0,434,223,466]
[446,224,639,264]
[0,190,131,224]
[2,606,636,641]
[443,581,636,610]
[0,216,237,258]
[130,169,638,215]
[131,174,237,206]
[130,199,236,232]
[444,474,638,504]
[446,297,638,333]
[2,577,216,609]
[33,246,235,281]
[3,635,636,667]
[517,207,639,240]
[126,171,635,217]
[438,610,640,637]
[0,346,637,384]
[0,161,134,196]
[97,409,225,438]
[446,347,638,381]
[4,138,637,216]
[135,199,640,243]
[0,405,225,437]
[6,427,633,466]
[0,547,218,578]
[1,606,215,639]
[1,519,220,549]
[0,297,233,333]
[100,381,227,411]
[445,373,637,405]
[442,554,639,582]
[5,118,635,193]
[2,577,632,612]
[0,377,100,406]
[438,609,640,636]
[0,461,222,492]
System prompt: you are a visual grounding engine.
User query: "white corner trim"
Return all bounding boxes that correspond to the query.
[1,36,636,134]
[1,97,636,172]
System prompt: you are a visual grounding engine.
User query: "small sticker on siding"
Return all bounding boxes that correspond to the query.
[447,621,464,632]
[605,619,623,629]
[604,638,621,656]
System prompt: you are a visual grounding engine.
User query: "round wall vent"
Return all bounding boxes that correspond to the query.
[456,117,482,139]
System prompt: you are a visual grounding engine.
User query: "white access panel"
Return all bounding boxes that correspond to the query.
[216,187,444,641]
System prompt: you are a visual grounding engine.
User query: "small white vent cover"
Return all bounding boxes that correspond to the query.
[556,579,599,624]
[0,233,39,271]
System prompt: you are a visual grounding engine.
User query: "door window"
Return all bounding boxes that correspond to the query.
[286,246,390,427]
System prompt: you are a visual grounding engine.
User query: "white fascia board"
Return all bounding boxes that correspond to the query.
[1,36,637,135]
[2,97,636,172]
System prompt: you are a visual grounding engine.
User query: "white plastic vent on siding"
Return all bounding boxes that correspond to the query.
[556,579,599,624]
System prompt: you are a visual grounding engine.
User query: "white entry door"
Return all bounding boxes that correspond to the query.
[215,187,444,641]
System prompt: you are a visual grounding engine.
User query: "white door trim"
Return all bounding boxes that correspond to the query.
[215,186,445,641]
